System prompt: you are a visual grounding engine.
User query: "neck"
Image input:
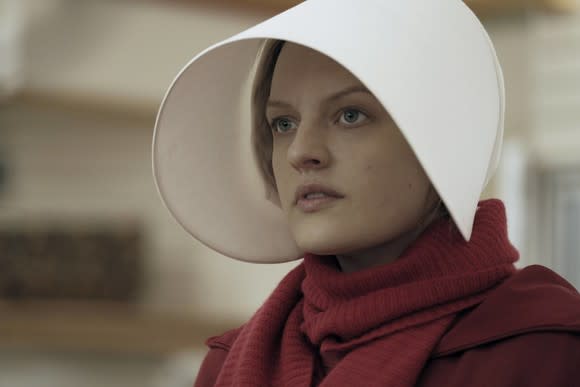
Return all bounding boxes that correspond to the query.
[336,210,445,273]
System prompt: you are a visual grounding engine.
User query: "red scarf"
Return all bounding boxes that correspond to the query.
[214,199,519,386]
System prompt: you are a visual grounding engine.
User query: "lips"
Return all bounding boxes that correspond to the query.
[294,183,344,204]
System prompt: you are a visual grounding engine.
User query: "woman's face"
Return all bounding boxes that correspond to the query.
[266,43,436,256]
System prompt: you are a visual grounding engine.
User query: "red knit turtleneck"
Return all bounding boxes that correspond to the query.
[213,199,519,387]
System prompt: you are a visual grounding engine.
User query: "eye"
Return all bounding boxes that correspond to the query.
[270,117,298,134]
[338,108,368,126]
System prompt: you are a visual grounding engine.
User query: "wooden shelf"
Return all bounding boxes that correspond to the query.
[0,300,239,356]
[466,0,577,15]
[182,0,579,17]
[8,0,577,128]
[2,90,158,124]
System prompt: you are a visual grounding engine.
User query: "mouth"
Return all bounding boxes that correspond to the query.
[294,183,345,212]
[296,194,343,213]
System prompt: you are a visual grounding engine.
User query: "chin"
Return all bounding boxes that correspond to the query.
[292,231,330,255]
[293,222,402,257]
[294,232,355,256]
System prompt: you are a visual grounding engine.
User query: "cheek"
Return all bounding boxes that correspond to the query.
[395,167,433,219]
[353,153,426,208]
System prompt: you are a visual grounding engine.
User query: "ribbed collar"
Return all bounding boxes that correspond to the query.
[300,198,519,351]
[213,199,519,387]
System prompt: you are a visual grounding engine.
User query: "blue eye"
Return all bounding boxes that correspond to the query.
[271,117,297,134]
[339,109,368,125]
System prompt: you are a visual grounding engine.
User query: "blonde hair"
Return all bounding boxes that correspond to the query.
[251,39,286,198]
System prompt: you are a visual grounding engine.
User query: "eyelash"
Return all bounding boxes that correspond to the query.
[269,107,370,134]
[269,116,297,134]
[335,107,370,125]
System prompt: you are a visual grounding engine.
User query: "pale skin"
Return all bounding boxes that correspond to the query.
[265,43,441,273]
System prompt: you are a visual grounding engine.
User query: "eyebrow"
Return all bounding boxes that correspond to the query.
[266,85,372,109]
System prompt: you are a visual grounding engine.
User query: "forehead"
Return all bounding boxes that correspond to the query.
[269,43,363,98]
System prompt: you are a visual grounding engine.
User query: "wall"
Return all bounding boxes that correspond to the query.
[3,2,574,385]
[1,0,545,322]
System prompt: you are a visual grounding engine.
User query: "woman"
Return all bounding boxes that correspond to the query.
[152,1,580,386]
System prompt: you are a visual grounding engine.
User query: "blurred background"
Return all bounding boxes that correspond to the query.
[0,0,579,386]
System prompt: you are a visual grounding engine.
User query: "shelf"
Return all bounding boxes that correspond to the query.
[185,0,579,17]
[0,300,239,356]
[1,90,157,124]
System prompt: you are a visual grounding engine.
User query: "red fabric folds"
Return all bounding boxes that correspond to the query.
[214,199,519,386]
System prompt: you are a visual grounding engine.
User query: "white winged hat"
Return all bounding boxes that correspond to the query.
[152,0,505,263]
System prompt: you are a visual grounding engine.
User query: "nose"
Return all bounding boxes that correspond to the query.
[287,124,331,173]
